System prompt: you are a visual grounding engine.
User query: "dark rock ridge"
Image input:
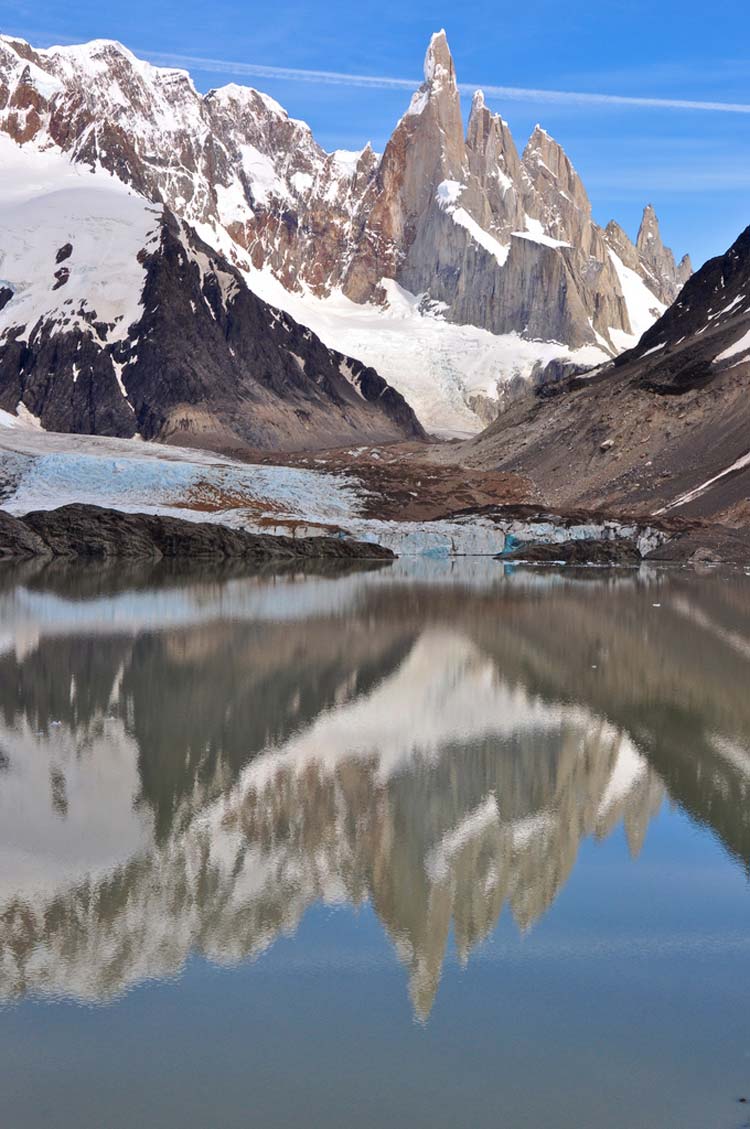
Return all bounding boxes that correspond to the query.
[0,504,395,561]
[446,225,750,525]
[616,225,750,393]
[0,206,424,448]
[0,31,689,352]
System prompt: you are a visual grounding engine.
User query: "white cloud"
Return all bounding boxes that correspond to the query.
[143,51,750,115]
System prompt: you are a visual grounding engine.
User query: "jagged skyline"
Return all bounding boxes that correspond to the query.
[0,29,694,437]
[3,0,748,266]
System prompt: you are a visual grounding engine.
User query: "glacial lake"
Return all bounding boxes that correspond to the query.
[0,558,748,1129]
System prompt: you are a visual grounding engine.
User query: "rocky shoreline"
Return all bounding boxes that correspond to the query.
[0,505,394,562]
[1,502,747,568]
[499,537,643,565]
[499,527,750,566]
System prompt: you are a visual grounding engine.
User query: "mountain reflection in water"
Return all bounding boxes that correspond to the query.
[0,559,748,1019]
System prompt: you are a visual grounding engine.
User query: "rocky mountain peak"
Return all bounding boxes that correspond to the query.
[635,203,684,305]
[466,90,519,167]
[0,141,424,448]
[637,203,664,253]
[522,125,590,218]
[623,224,750,385]
[465,91,527,235]
[604,219,641,272]
[423,29,455,88]
[403,28,462,139]
[524,123,563,160]
[677,253,693,287]
[342,30,467,304]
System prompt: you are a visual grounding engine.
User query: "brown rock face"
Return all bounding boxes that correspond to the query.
[466,92,528,234]
[0,510,50,558]
[501,537,642,565]
[340,37,690,350]
[605,220,641,273]
[342,30,467,302]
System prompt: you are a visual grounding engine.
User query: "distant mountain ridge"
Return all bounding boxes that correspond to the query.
[0,31,691,434]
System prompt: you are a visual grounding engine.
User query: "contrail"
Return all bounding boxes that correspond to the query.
[144,52,750,114]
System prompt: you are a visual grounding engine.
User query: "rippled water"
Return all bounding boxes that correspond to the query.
[0,558,748,1128]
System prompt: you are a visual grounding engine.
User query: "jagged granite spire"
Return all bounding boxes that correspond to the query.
[637,203,664,250]
[423,28,456,88]
[466,90,528,234]
[636,204,684,304]
[342,30,467,302]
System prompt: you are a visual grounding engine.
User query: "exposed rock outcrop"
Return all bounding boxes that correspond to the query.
[1,504,395,560]
[0,509,49,558]
[620,225,750,391]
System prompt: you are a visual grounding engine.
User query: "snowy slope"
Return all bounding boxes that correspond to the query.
[607,249,666,353]
[0,135,161,348]
[0,134,424,448]
[221,262,609,437]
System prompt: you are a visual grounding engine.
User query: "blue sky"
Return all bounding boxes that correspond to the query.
[4,0,749,266]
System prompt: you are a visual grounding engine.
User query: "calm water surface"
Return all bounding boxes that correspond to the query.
[0,558,749,1128]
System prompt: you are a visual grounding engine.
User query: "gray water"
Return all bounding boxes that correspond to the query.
[0,558,748,1129]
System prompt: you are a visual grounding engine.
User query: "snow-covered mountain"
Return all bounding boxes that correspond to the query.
[0,135,422,447]
[0,30,690,437]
